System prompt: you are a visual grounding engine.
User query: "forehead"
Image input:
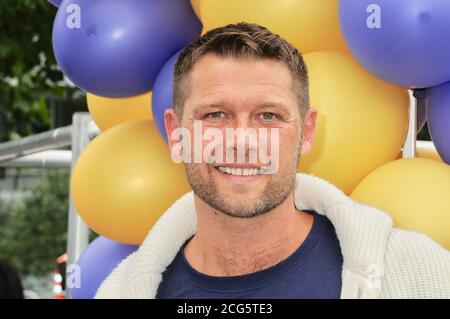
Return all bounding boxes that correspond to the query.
[184,54,298,110]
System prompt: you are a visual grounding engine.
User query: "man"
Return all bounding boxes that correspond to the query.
[96,23,450,299]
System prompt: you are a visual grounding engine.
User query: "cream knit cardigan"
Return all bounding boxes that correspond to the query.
[95,173,450,299]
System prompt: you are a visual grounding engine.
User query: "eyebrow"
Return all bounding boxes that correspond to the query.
[192,101,292,114]
[256,102,290,111]
[191,103,226,118]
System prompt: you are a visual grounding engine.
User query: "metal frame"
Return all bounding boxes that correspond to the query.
[0,112,98,299]
[0,127,72,163]
[65,114,96,298]
[0,150,72,168]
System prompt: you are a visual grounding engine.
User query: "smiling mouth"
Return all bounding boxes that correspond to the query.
[213,166,268,176]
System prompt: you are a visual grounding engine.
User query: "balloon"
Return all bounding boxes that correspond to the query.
[70,236,138,299]
[47,0,62,7]
[339,0,450,88]
[298,51,408,194]
[416,148,442,162]
[87,92,152,131]
[415,146,443,162]
[71,120,191,244]
[351,158,450,250]
[416,97,427,133]
[190,0,201,19]
[52,0,201,97]
[152,51,181,141]
[192,0,348,54]
[426,81,450,164]
[397,143,443,163]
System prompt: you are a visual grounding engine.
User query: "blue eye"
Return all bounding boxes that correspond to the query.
[260,112,278,121]
[206,112,225,119]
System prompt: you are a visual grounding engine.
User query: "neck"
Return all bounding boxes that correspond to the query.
[184,192,314,277]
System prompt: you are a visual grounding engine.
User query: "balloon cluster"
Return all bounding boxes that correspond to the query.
[50,0,198,297]
[48,0,450,297]
[339,0,450,251]
[340,0,450,164]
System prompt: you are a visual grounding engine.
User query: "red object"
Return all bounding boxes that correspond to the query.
[53,253,67,299]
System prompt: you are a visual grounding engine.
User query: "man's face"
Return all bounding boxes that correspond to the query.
[166,54,316,218]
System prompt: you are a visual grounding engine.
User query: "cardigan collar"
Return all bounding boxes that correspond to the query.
[119,173,393,298]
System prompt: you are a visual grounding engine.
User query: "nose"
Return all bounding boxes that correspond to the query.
[225,114,258,164]
[233,113,253,131]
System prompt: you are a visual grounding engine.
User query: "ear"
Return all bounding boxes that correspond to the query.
[164,108,182,151]
[300,107,317,156]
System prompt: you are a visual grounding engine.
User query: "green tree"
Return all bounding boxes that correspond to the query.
[0,170,69,276]
[0,198,11,228]
[418,123,431,141]
[0,0,84,142]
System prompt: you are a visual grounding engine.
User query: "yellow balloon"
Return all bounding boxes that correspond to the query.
[86,92,152,131]
[397,145,443,162]
[191,0,348,54]
[351,158,450,250]
[190,0,200,19]
[416,147,443,162]
[298,51,409,194]
[71,120,190,244]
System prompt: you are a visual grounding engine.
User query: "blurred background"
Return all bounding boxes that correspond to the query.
[0,0,87,298]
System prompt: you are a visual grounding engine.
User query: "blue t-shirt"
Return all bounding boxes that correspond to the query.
[156,211,343,299]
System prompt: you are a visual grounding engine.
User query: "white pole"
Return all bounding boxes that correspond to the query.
[65,113,93,298]
[0,126,72,163]
[0,150,72,168]
[0,121,99,163]
[402,90,417,158]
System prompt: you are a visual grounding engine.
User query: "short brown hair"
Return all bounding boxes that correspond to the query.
[173,22,309,120]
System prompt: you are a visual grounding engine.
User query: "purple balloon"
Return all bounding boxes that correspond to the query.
[152,51,181,141]
[47,0,62,7]
[427,82,450,164]
[340,0,450,88]
[70,236,138,299]
[417,97,427,133]
[52,0,201,97]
